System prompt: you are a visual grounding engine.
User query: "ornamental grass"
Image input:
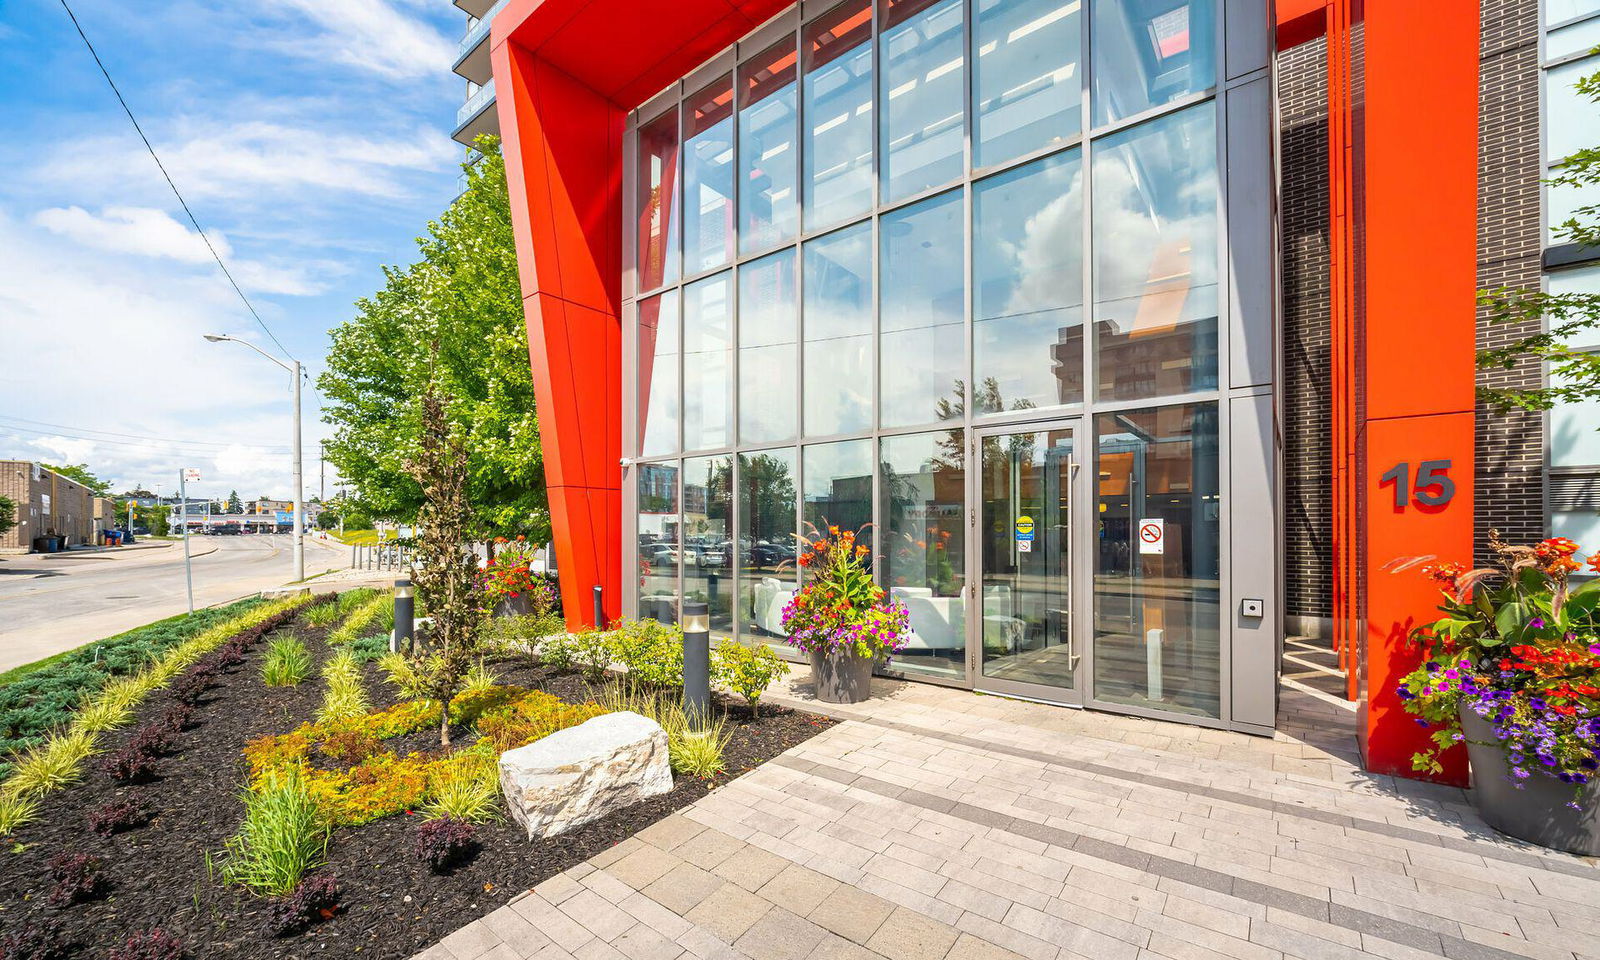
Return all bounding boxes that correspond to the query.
[262,636,314,688]
[328,593,393,647]
[222,765,329,897]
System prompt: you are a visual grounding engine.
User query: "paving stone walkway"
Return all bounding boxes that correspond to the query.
[416,671,1600,960]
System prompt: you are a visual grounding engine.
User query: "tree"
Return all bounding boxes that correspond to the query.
[43,464,110,497]
[383,372,489,746]
[118,501,170,536]
[0,496,14,539]
[227,490,243,514]
[1480,65,1600,419]
[320,135,545,542]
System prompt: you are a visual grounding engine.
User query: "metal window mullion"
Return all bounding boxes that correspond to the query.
[1078,0,1097,701]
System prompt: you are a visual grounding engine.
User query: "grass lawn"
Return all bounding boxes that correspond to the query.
[324,529,382,546]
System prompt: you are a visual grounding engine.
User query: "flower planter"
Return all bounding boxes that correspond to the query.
[1460,708,1600,856]
[810,648,873,704]
[492,595,531,619]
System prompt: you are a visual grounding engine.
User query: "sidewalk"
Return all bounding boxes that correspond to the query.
[415,670,1600,960]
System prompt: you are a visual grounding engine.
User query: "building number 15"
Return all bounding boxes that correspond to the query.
[1378,460,1456,509]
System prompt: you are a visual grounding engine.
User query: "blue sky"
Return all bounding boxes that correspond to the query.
[0,0,467,502]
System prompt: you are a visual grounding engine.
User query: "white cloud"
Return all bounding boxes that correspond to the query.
[262,0,456,80]
[33,205,231,264]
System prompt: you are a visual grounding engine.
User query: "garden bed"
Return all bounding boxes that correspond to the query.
[0,611,833,958]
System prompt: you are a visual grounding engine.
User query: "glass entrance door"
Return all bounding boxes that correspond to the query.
[973,421,1082,703]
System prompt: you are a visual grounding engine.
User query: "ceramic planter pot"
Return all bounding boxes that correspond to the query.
[1460,707,1600,856]
[810,647,873,704]
[492,594,532,619]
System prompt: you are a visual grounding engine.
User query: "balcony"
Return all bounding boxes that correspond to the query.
[452,78,499,148]
[453,0,496,17]
[452,0,509,85]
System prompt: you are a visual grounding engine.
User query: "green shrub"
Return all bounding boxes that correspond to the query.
[572,629,614,682]
[223,766,328,896]
[611,619,684,689]
[316,651,369,724]
[347,635,389,662]
[485,613,566,655]
[537,631,576,671]
[422,751,500,823]
[262,637,313,687]
[0,788,38,835]
[713,640,791,718]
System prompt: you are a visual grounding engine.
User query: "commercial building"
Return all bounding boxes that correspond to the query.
[479,0,1598,781]
[0,461,97,552]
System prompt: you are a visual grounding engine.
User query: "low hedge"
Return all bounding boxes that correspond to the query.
[0,598,267,772]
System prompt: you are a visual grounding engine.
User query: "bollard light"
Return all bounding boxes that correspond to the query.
[593,584,605,630]
[682,601,710,728]
[393,579,415,654]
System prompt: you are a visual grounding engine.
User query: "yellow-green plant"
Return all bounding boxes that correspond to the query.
[712,640,791,718]
[460,659,499,699]
[316,650,370,723]
[0,788,38,836]
[592,686,728,779]
[422,750,500,823]
[262,636,314,687]
[328,593,393,646]
[223,765,329,896]
[5,729,96,796]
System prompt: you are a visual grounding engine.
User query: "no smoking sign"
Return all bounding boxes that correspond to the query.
[1138,518,1165,555]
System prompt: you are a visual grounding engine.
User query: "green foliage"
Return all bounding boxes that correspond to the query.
[536,630,576,671]
[422,751,500,823]
[223,766,329,897]
[119,501,171,535]
[610,618,684,689]
[262,637,314,687]
[328,593,392,646]
[0,496,14,539]
[572,629,615,682]
[592,686,728,780]
[713,640,791,717]
[0,789,37,836]
[41,463,110,497]
[347,635,390,662]
[484,613,565,656]
[316,651,370,724]
[318,136,546,538]
[5,729,95,796]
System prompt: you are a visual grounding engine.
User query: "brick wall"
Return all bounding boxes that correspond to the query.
[1477,0,1545,559]
[1279,37,1333,628]
[0,462,96,552]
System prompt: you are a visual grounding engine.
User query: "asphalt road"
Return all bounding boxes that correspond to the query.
[0,535,348,674]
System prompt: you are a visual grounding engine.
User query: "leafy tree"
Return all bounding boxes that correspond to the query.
[1480,65,1600,417]
[227,490,242,514]
[320,135,544,541]
[117,501,170,536]
[0,496,15,538]
[42,463,110,497]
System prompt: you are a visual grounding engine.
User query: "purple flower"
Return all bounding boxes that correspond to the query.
[1529,617,1546,630]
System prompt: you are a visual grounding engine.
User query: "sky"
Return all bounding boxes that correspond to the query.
[0,0,467,504]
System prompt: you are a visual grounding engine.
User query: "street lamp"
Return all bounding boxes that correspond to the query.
[203,334,305,583]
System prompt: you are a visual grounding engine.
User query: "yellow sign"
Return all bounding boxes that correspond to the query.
[1014,516,1034,537]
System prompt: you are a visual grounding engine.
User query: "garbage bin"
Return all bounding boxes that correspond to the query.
[44,537,59,552]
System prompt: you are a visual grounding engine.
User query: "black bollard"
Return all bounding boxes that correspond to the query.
[682,601,710,728]
[593,584,605,630]
[392,579,415,653]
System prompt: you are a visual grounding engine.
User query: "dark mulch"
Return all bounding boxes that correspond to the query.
[0,615,833,959]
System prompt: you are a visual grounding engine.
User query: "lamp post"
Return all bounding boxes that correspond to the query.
[681,601,710,728]
[203,334,304,582]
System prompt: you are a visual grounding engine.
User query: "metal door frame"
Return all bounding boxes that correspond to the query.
[968,416,1088,707]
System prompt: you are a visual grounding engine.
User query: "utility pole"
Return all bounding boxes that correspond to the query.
[179,470,195,614]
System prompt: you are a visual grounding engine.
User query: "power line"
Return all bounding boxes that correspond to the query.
[0,415,294,451]
[55,0,296,363]
[0,422,296,459]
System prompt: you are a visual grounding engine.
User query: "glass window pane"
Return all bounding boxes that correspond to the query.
[1555,509,1600,548]
[740,39,800,254]
[1549,0,1600,27]
[1092,104,1218,402]
[1091,0,1216,127]
[1549,265,1600,351]
[638,292,679,456]
[880,430,967,680]
[1548,176,1600,243]
[881,190,966,427]
[1548,55,1600,166]
[636,108,680,291]
[738,449,799,641]
[974,0,1083,168]
[1548,16,1600,59]
[683,455,734,638]
[881,0,966,202]
[1553,372,1600,467]
[740,249,799,443]
[804,0,875,230]
[973,149,1085,413]
[804,223,874,435]
[684,76,736,273]
[683,272,733,450]
[637,462,681,624]
[1093,402,1220,717]
[804,439,875,546]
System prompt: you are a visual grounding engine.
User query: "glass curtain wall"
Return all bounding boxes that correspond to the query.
[627,0,1231,711]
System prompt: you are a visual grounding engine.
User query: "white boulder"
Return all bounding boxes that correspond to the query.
[498,710,673,840]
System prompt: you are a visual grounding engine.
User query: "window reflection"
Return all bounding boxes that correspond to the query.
[973,149,1084,413]
[1091,0,1215,126]
[974,0,1083,168]
[637,462,681,624]
[881,0,965,202]
[684,76,736,273]
[1092,104,1218,401]
[880,430,966,679]
[738,449,799,641]
[804,223,874,436]
[683,272,733,450]
[638,292,679,456]
[804,0,875,230]
[881,190,965,428]
[683,455,734,638]
[1093,403,1219,717]
[803,439,874,563]
[636,109,679,291]
[739,249,798,444]
[740,39,800,254]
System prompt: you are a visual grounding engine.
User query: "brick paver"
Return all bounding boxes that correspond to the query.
[416,671,1600,960]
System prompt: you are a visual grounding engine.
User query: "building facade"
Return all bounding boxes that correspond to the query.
[0,462,97,553]
[483,0,1597,780]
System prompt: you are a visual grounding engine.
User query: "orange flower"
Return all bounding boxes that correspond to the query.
[1589,554,1600,575]
[1421,561,1466,585]
[829,525,840,536]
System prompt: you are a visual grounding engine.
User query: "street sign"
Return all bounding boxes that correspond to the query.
[183,469,201,483]
[1138,518,1165,555]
